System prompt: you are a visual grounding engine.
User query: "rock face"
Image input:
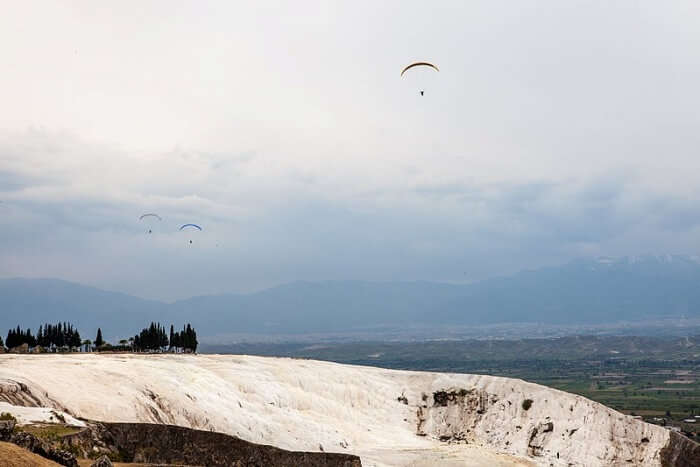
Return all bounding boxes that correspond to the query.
[527,421,554,457]
[10,431,78,467]
[0,379,72,413]
[0,420,15,441]
[659,431,700,467]
[413,383,670,466]
[90,455,113,467]
[0,379,41,406]
[1,354,698,467]
[64,422,362,467]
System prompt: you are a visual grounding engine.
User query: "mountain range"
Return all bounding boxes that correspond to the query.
[2,255,700,341]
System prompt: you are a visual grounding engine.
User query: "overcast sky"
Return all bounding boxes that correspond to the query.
[1,1,700,301]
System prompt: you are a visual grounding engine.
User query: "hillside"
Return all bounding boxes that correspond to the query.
[0,442,62,467]
[0,278,168,338]
[2,256,700,339]
[1,354,697,466]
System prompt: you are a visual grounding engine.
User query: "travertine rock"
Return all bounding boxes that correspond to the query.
[0,354,696,467]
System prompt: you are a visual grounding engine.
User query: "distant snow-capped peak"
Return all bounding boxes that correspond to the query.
[593,254,700,265]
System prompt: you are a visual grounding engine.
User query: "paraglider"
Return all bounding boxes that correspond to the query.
[400,62,439,76]
[180,224,202,244]
[400,62,439,96]
[139,213,162,220]
[139,213,162,234]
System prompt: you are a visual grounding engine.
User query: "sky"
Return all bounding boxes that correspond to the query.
[1,1,700,301]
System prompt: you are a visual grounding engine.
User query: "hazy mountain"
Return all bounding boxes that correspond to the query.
[2,255,700,340]
[0,278,168,339]
[432,254,700,325]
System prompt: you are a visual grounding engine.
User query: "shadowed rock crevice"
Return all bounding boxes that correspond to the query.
[416,387,492,442]
[527,421,554,457]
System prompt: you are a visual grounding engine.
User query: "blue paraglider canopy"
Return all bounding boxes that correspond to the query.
[179,224,202,231]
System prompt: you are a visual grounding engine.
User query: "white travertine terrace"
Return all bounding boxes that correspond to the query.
[0,354,670,466]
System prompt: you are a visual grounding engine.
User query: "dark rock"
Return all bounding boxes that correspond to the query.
[62,422,361,467]
[528,421,554,457]
[90,455,113,467]
[0,420,15,441]
[11,431,78,467]
[11,431,49,455]
[660,430,700,467]
[432,389,471,407]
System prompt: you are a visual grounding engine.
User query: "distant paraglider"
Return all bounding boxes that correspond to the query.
[139,213,162,234]
[400,62,439,76]
[401,61,439,96]
[139,213,162,221]
[180,224,202,244]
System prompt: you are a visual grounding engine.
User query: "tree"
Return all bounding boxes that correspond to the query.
[6,326,36,348]
[70,327,81,349]
[82,339,92,352]
[186,324,198,353]
[95,328,104,348]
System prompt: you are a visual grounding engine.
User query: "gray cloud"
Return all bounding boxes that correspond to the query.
[3,128,699,301]
[1,2,700,299]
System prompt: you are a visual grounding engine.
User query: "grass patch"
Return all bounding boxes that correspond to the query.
[0,412,17,422]
[18,424,81,442]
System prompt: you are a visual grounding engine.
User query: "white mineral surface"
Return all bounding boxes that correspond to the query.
[0,354,670,466]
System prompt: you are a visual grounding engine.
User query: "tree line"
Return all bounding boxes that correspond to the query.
[5,322,82,350]
[38,322,82,349]
[132,322,197,352]
[3,322,197,353]
[5,326,38,349]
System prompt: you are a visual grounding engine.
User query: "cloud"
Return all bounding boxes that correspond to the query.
[1,127,699,301]
[2,2,700,299]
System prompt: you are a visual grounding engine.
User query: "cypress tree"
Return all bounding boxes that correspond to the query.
[95,328,104,347]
